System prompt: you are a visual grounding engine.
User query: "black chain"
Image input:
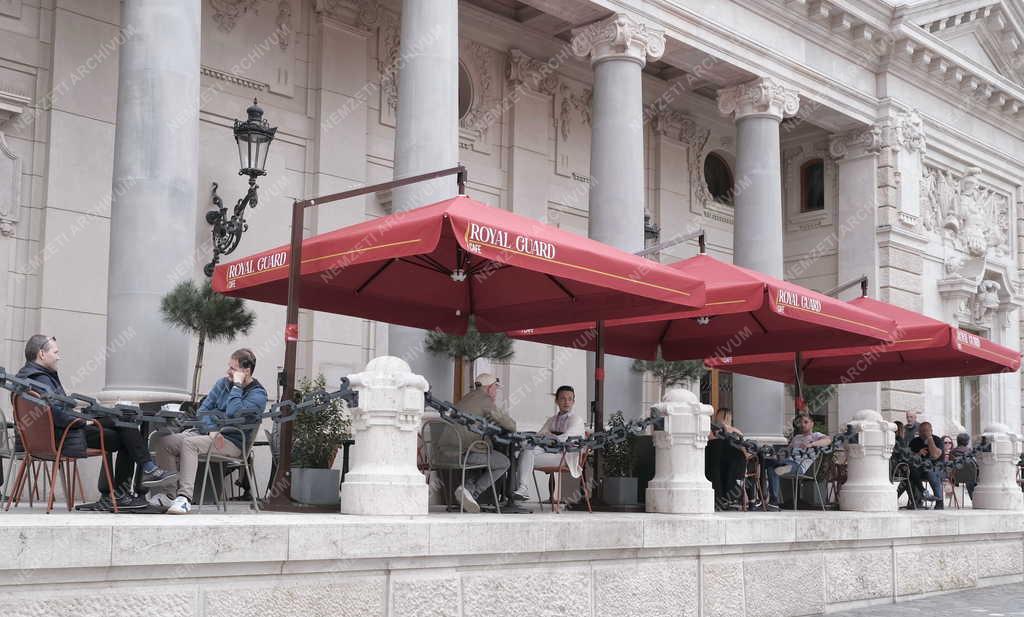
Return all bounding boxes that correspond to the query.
[708,421,858,462]
[890,438,989,473]
[424,392,663,453]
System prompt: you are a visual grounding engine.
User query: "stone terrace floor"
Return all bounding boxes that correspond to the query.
[828,583,1024,616]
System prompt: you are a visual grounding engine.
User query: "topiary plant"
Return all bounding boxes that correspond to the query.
[602,410,636,478]
[292,374,353,469]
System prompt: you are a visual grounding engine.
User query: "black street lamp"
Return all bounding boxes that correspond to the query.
[204,98,278,277]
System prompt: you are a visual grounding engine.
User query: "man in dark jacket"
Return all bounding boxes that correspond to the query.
[150,348,267,514]
[15,334,175,510]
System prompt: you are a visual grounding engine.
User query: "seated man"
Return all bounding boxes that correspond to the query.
[449,373,513,513]
[511,385,586,501]
[908,421,944,509]
[16,334,174,511]
[766,414,831,509]
[149,348,267,514]
[950,433,977,500]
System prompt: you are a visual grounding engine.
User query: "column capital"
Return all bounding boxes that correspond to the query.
[571,13,665,66]
[828,125,883,160]
[717,77,800,121]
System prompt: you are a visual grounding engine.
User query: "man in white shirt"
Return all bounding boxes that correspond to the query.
[511,385,586,500]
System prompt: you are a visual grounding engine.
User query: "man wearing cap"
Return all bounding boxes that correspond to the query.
[450,373,514,512]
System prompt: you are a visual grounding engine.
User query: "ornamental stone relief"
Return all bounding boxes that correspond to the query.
[507,49,558,96]
[0,133,20,238]
[210,0,272,33]
[377,9,401,127]
[922,165,1011,270]
[459,40,498,137]
[554,81,592,180]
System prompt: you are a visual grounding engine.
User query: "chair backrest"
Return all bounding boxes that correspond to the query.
[954,460,978,485]
[809,452,833,481]
[12,391,59,459]
[0,405,12,453]
[425,418,465,467]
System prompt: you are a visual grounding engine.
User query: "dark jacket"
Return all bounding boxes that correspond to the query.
[14,361,86,457]
[198,377,268,451]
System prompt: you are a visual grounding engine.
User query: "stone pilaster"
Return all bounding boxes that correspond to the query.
[972,423,1024,510]
[571,13,664,420]
[339,356,430,515]
[102,0,200,402]
[717,77,799,441]
[839,410,897,511]
[645,387,714,513]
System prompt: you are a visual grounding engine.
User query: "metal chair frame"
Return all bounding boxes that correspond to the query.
[531,447,592,513]
[423,418,501,513]
[198,426,260,512]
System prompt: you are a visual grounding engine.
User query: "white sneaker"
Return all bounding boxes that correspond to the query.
[166,495,192,515]
[511,484,530,501]
[454,485,480,513]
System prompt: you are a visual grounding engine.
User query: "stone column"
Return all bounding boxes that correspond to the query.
[102,0,200,402]
[339,356,429,515]
[388,0,459,399]
[571,14,664,420]
[838,409,897,511]
[646,387,714,513]
[829,127,883,426]
[717,77,799,440]
[972,423,1024,510]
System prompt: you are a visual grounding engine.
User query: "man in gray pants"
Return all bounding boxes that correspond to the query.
[448,373,512,512]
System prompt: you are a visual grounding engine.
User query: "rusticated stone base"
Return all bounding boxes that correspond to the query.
[1,509,1022,617]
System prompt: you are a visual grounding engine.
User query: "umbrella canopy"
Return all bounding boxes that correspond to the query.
[508,254,898,360]
[212,196,706,333]
[706,296,1021,384]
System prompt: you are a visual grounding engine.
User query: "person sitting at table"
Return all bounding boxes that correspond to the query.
[511,385,586,501]
[907,421,944,510]
[950,433,976,499]
[15,334,174,511]
[449,373,513,513]
[705,407,747,510]
[765,414,831,509]
[149,348,267,515]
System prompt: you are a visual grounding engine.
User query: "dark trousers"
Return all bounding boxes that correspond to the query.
[910,467,944,510]
[84,421,150,496]
[705,440,745,504]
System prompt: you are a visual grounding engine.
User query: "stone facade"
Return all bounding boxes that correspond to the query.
[0,510,1021,616]
[0,0,1022,445]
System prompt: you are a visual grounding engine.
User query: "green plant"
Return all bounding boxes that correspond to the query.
[292,375,353,469]
[632,356,706,393]
[786,383,836,415]
[160,279,256,403]
[603,411,635,478]
[426,316,515,394]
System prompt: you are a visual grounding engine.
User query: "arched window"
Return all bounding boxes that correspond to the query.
[703,153,734,205]
[458,63,472,121]
[800,159,825,212]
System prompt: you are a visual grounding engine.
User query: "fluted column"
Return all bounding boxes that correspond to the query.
[389,0,459,397]
[102,0,200,402]
[571,14,664,420]
[717,77,799,440]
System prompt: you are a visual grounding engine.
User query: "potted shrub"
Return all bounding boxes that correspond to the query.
[602,411,638,506]
[291,375,353,505]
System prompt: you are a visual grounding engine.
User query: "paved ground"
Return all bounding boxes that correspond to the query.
[829,584,1024,616]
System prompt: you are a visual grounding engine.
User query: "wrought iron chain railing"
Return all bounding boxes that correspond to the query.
[708,421,857,461]
[889,438,989,473]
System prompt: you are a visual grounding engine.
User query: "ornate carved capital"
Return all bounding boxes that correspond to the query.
[828,125,882,160]
[716,77,800,121]
[881,109,927,153]
[507,49,558,96]
[570,13,665,66]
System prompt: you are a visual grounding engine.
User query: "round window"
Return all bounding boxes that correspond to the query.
[458,63,472,121]
[703,153,734,205]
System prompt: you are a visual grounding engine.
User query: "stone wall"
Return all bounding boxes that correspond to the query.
[0,510,1021,617]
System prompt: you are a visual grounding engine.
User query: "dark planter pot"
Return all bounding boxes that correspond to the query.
[290,467,341,505]
[603,477,639,506]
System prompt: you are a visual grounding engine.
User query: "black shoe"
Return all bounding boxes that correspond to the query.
[109,490,150,511]
[140,467,178,487]
[75,495,112,511]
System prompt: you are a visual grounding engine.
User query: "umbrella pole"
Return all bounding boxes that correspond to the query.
[793,351,804,413]
[264,200,305,509]
[594,320,605,431]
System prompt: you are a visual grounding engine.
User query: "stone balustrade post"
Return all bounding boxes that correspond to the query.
[839,409,897,512]
[972,423,1024,510]
[339,356,429,515]
[645,388,714,513]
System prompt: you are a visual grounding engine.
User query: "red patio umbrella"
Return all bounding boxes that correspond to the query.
[508,254,898,361]
[705,296,1020,384]
[212,196,706,332]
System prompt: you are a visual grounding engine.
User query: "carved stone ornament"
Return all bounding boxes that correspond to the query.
[557,83,592,141]
[717,77,800,121]
[972,279,1002,322]
[887,109,926,153]
[649,107,699,144]
[210,0,271,33]
[0,132,20,238]
[507,49,558,96]
[828,125,882,160]
[922,165,1010,264]
[315,0,381,27]
[460,40,497,135]
[275,0,292,50]
[570,13,666,65]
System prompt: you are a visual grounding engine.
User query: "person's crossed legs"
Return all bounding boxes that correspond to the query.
[152,431,241,514]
